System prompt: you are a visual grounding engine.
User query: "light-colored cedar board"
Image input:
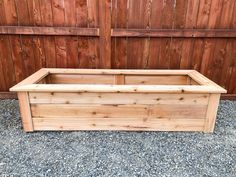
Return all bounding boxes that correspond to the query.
[204,94,221,133]
[29,92,209,105]
[188,70,227,93]
[31,104,207,119]
[125,75,189,85]
[47,74,114,84]
[32,117,205,131]
[45,68,193,75]
[9,68,49,91]
[47,74,192,85]
[10,84,222,93]
[18,92,33,132]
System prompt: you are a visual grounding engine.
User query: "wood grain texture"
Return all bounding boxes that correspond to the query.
[32,117,205,131]
[29,92,210,105]
[0,0,235,98]
[18,92,33,132]
[99,0,111,68]
[204,94,221,133]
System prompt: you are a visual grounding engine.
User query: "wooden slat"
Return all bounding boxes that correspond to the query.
[77,0,97,68]
[11,84,222,93]
[51,0,67,68]
[31,104,207,119]
[99,0,111,68]
[18,92,33,131]
[47,68,192,75]
[112,29,236,37]
[125,75,189,85]
[0,26,99,36]
[87,0,99,69]
[29,92,210,105]
[9,68,49,91]
[47,74,114,84]
[148,0,163,69]
[32,117,205,131]
[39,0,56,68]
[15,0,36,77]
[188,70,227,93]
[111,0,128,69]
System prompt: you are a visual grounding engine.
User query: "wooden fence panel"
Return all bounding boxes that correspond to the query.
[0,0,235,99]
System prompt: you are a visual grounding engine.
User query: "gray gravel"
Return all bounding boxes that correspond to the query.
[0,99,235,177]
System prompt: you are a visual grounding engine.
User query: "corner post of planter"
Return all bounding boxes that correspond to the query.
[17,92,33,132]
[204,93,221,133]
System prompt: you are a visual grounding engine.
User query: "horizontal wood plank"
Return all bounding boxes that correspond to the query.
[47,74,114,84]
[29,92,209,105]
[46,68,193,75]
[0,26,99,36]
[112,29,236,38]
[31,104,207,119]
[125,75,190,85]
[11,84,222,93]
[32,117,205,131]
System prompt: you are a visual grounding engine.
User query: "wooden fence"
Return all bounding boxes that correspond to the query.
[0,0,236,99]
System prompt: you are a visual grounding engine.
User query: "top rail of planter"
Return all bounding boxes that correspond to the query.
[10,68,227,94]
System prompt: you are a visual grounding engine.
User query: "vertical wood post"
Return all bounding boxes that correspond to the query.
[17,92,33,132]
[204,94,221,133]
[99,0,111,68]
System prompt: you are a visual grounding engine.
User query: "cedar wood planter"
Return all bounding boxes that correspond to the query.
[10,68,226,133]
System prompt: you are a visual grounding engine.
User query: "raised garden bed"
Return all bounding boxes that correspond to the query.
[10,68,226,132]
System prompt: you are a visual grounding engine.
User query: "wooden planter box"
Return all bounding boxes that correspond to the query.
[10,69,226,133]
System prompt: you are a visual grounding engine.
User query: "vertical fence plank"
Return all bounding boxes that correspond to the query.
[127,0,151,69]
[210,0,235,84]
[15,0,36,76]
[158,0,174,69]
[99,0,111,68]
[51,0,67,68]
[27,0,46,70]
[180,0,199,69]
[87,0,99,68]
[76,0,90,68]
[191,0,212,72]
[0,0,16,90]
[148,0,163,69]
[39,0,56,68]
[169,0,187,69]
[64,0,78,68]
[3,0,26,83]
[200,0,223,76]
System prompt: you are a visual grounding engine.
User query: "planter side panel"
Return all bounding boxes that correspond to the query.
[29,92,209,131]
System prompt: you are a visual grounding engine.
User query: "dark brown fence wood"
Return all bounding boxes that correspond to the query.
[0,26,99,36]
[0,0,235,99]
[112,29,236,37]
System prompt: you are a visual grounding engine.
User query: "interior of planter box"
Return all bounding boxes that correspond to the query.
[37,74,200,85]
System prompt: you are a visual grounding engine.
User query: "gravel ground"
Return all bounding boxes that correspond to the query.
[0,99,235,177]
